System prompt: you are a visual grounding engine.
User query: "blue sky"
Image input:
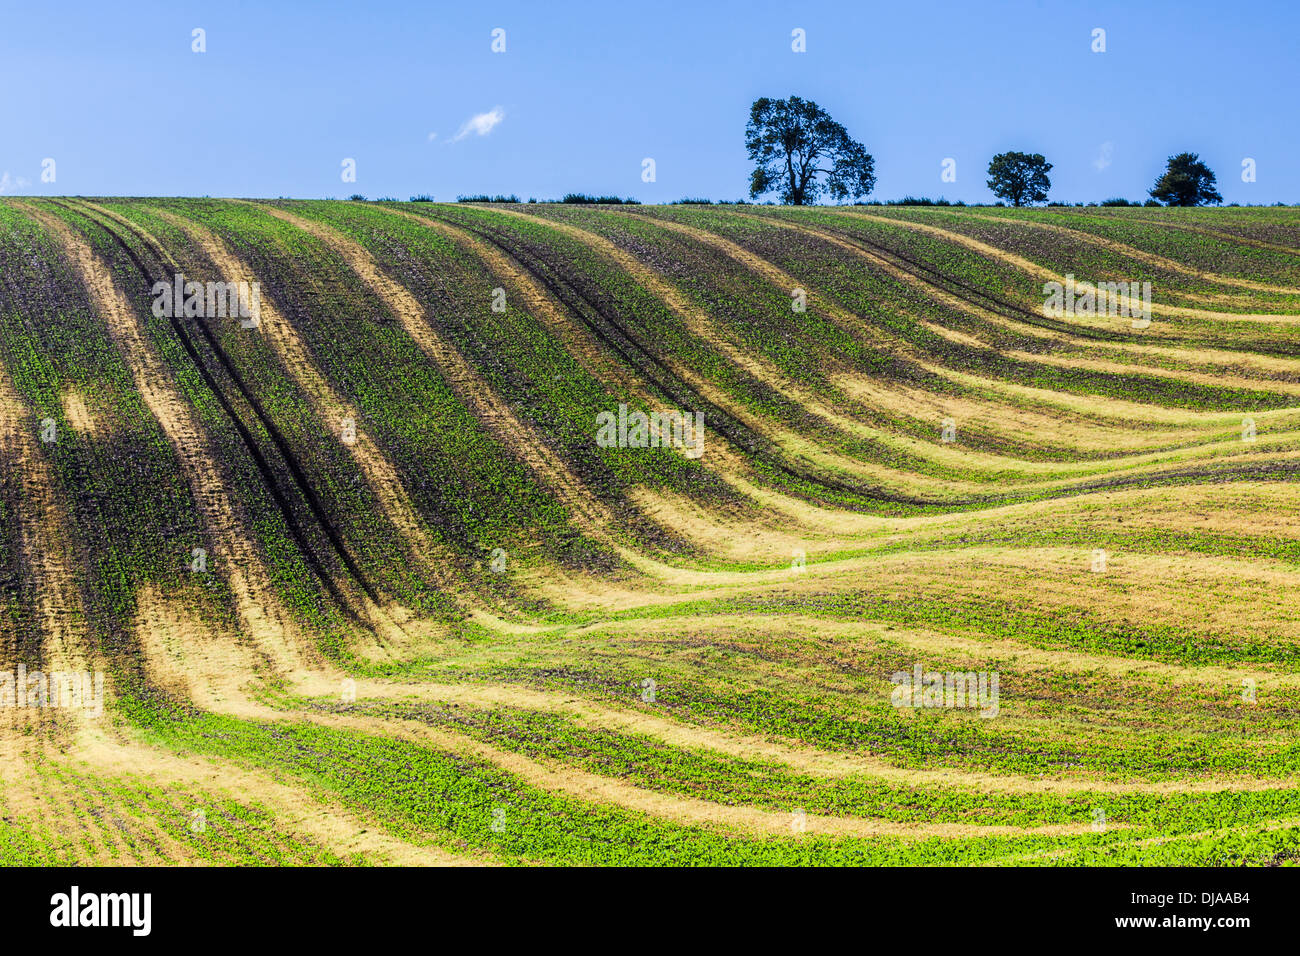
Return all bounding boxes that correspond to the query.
[2,0,1295,203]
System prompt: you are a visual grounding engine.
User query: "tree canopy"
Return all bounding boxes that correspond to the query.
[1149,152,1222,206]
[745,96,875,205]
[986,152,1053,207]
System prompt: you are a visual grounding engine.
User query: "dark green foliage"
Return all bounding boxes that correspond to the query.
[746,95,875,205]
[986,152,1053,207]
[1149,152,1223,207]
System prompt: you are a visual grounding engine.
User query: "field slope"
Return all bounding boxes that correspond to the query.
[2,198,1299,866]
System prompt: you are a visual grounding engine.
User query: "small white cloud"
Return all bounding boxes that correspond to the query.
[0,172,31,194]
[427,132,438,142]
[1093,141,1114,172]
[452,107,505,142]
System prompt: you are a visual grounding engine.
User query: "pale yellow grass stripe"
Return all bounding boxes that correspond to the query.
[0,362,90,677]
[249,202,623,540]
[920,313,1300,398]
[319,679,1295,796]
[483,205,912,456]
[607,212,1300,476]
[837,208,1300,310]
[59,390,100,436]
[134,582,285,719]
[27,203,317,676]
[300,709,1105,839]
[73,729,490,865]
[136,206,436,636]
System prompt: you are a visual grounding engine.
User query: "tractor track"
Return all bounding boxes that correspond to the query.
[479,207,1300,507]
[709,208,1300,401]
[784,210,1300,362]
[36,202,1300,543]
[54,200,392,629]
[835,210,1300,346]
[413,206,961,509]
[771,211,1129,343]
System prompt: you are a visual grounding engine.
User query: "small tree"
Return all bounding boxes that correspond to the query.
[1149,152,1222,206]
[745,96,875,205]
[986,152,1052,207]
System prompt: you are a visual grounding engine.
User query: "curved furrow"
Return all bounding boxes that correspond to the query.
[24,202,330,673]
[6,198,1300,866]
[64,200,415,646]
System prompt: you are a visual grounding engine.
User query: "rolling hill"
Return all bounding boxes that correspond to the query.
[2,197,1299,865]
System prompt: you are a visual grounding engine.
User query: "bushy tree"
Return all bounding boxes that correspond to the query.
[986,152,1053,207]
[1149,152,1222,206]
[746,96,875,205]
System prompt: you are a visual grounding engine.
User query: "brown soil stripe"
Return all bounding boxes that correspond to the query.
[69,201,414,646]
[300,708,1109,839]
[320,675,1297,795]
[852,208,1300,306]
[0,363,89,676]
[251,202,617,536]
[148,207,460,620]
[25,203,316,676]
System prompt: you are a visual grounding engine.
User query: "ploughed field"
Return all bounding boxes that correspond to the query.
[2,198,1299,865]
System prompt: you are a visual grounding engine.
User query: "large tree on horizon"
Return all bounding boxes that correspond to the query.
[986,152,1053,207]
[745,96,875,205]
[1149,152,1222,206]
